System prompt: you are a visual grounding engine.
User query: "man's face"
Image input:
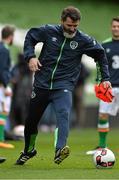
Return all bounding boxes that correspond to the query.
[9,35,14,46]
[111,20,119,39]
[61,17,80,38]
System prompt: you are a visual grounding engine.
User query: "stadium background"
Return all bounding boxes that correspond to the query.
[0,0,119,179]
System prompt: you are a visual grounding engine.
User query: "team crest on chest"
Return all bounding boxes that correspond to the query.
[70,41,78,49]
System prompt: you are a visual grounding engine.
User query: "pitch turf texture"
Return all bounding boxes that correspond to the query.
[0,129,119,179]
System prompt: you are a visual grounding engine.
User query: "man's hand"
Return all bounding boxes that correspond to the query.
[28,58,42,72]
[102,81,112,89]
[4,86,12,96]
[95,81,114,103]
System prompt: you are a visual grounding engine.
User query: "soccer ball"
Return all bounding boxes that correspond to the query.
[93,148,115,168]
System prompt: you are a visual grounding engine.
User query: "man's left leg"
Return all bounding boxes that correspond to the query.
[0,89,14,149]
[52,89,72,164]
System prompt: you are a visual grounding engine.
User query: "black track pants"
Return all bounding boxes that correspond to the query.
[24,87,72,152]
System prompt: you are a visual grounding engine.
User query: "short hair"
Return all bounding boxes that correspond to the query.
[1,25,15,39]
[61,6,81,22]
[112,16,119,23]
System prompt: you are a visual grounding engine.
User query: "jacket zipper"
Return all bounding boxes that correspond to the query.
[50,38,66,89]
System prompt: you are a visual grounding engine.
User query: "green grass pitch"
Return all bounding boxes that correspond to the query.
[0,129,119,179]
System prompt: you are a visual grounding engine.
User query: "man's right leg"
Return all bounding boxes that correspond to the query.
[15,88,49,165]
[86,113,109,155]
